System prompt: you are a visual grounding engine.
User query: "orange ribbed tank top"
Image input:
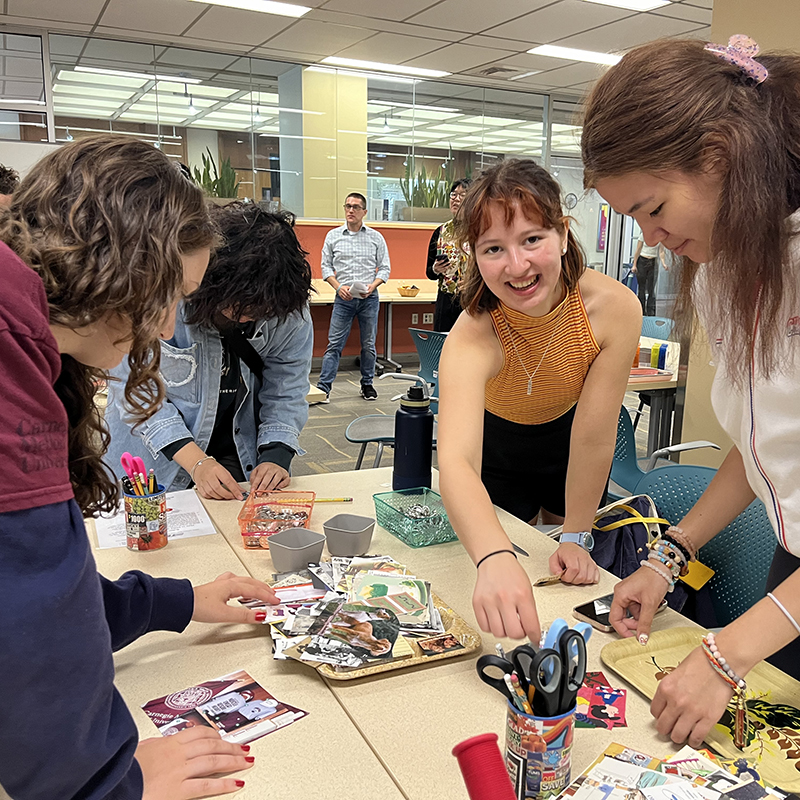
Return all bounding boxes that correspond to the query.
[485,285,600,425]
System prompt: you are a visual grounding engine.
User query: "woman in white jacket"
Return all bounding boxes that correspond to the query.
[582,35,800,747]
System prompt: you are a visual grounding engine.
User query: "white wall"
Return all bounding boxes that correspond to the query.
[186,128,219,175]
[0,140,60,177]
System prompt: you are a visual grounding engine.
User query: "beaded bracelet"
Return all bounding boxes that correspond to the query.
[640,558,675,591]
[666,525,697,561]
[657,536,692,570]
[701,633,748,749]
[650,541,689,577]
[648,552,681,580]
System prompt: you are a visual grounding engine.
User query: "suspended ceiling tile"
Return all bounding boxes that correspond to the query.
[7,0,105,25]
[403,43,518,73]
[316,0,442,22]
[480,52,575,74]
[333,32,450,63]
[486,0,634,44]
[306,8,467,42]
[99,0,204,35]
[527,61,609,88]
[81,37,161,64]
[261,18,373,54]
[0,15,90,32]
[407,0,555,33]
[651,3,712,23]
[459,33,540,51]
[183,7,297,46]
[682,0,712,8]
[681,25,711,40]
[4,56,43,79]
[557,12,703,51]
[48,35,88,57]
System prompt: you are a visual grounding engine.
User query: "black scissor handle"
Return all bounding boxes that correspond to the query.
[476,654,515,701]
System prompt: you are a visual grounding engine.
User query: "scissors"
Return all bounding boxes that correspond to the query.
[120,452,146,484]
[476,654,517,703]
[515,646,563,717]
[555,628,587,713]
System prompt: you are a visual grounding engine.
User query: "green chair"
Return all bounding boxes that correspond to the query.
[408,328,448,413]
[609,407,720,501]
[634,464,775,627]
[345,414,438,469]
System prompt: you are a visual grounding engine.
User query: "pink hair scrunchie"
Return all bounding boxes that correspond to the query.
[704,34,768,84]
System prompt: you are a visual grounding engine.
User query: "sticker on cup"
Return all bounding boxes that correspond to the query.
[124,486,168,551]
[504,700,575,800]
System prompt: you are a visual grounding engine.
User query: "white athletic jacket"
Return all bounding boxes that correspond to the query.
[699,215,800,556]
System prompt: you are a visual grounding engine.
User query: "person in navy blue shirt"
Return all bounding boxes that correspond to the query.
[0,135,278,800]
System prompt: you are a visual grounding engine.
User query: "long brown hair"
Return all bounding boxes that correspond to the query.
[455,159,586,315]
[582,38,800,384]
[0,135,215,515]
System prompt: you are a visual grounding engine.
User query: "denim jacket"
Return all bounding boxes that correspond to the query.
[105,303,313,491]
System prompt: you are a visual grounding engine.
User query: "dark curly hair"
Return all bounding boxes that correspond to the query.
[184,202,313,328]
[0,163,19,195]
[0,135,215,515]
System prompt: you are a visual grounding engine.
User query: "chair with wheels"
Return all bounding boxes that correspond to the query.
[345,414,438,469]
[633,464,775,627]
[608,407,719,501]
[408,328,448,413]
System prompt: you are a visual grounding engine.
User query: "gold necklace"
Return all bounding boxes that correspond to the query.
[499,296,567,396]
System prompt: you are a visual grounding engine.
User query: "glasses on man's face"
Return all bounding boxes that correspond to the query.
[450,192,467,200]
[344,204,365,211]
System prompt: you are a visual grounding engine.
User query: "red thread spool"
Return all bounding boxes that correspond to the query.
[452,733,516,800]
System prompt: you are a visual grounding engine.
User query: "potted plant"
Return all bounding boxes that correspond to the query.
[192,147,240,203]
[399,158,454,222]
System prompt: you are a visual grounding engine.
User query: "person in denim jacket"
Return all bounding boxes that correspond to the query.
[106,203,314,500]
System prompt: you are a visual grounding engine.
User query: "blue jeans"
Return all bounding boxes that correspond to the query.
[318,293,380,393]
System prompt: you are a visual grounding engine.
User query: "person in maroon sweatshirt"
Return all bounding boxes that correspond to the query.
[0,135,278,800]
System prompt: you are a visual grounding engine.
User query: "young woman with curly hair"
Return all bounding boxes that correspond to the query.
[0,136,278,799]
[106,202,314,500]
[437,159,641,644]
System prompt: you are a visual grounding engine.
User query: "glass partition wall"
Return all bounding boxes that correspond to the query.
[7,31,599,255]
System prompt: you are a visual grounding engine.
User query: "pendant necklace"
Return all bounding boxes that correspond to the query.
[500,292,567,396]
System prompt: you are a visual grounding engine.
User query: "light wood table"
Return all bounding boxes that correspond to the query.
[88,520,405,799]
[201,468,695,800]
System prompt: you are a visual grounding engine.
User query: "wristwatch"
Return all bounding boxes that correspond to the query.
[558,531,595,552]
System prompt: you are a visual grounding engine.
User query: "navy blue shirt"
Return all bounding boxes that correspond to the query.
[0,243,194,798]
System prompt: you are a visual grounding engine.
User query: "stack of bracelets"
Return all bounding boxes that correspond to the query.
[640,525,696,593]
[701,631,749,749]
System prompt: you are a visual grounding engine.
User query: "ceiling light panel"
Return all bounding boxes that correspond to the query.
[320,57,450,79]
[156,81,238,98]
[56,106,115,118]
[581,0,670,9]
[57,69,147,89]
[527,45,622,66]
[75,66,202,83]
[54,84,135,101]
[394,108,459,121]
[188,0,311,17]
[52,96,123,110]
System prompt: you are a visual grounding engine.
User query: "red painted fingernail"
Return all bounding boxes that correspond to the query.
[245,756,255,763]
[254,612,267,622]
[235,780,246,788]
[240,745,251,752]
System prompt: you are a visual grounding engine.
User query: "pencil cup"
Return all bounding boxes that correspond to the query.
[504,701,575,800]
[124,486,168,551]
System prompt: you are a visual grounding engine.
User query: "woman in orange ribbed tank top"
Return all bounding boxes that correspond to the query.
[438,160,641,643]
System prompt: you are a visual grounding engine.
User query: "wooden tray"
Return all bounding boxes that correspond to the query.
[601,627,800,791]
[316,592,481,681]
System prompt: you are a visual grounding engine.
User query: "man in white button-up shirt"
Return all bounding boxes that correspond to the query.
[316,192,391,401]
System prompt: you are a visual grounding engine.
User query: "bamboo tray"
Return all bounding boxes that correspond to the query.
[316,592,481,681]
[601,627,800,791]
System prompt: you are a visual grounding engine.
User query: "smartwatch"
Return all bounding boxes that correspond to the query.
[559,531,595,552]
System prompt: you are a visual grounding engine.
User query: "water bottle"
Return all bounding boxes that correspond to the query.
[384,375,434,491]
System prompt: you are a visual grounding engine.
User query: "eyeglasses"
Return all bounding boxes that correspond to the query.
[450,192,467,200]
[343,204,365,211]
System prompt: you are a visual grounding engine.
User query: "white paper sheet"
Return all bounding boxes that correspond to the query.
[93,489,218,549]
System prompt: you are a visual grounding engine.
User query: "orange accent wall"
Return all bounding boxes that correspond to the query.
[296,222,436,280]
[299,221,439,357]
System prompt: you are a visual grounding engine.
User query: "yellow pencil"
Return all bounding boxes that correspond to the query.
[315,497,353,503]
[510,673,534,715]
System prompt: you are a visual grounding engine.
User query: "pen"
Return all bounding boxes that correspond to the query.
[495,643,506,660]
[510,673,533,715]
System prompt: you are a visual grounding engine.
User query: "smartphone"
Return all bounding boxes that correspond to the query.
[572,593,667,632]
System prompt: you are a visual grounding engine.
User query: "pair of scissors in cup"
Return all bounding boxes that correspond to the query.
[121,452,146,483]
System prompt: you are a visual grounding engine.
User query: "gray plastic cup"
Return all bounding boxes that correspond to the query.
[268,528,326,572]
[323,513,375,557]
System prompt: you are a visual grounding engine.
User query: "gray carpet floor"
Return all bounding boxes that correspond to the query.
[294,364,650,477]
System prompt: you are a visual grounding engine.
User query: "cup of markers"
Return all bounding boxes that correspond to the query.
[121,452,168,551]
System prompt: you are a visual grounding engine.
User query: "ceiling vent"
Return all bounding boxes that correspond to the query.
[470,65,519,78]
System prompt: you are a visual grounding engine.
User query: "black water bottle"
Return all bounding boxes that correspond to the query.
[393,384,434,490]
